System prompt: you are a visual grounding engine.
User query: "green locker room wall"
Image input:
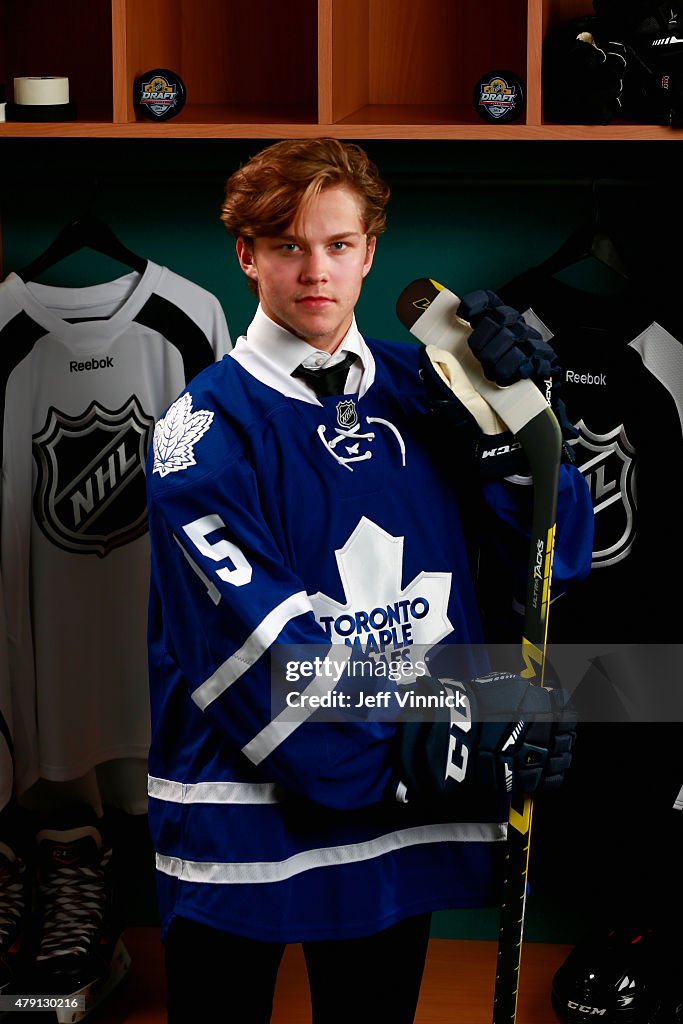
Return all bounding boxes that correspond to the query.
[3,139,671,340]
[1,137,678,945]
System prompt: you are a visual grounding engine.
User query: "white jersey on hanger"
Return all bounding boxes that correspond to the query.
[0,262,231,805]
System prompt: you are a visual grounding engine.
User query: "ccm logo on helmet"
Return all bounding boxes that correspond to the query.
[566,1001,606,1015]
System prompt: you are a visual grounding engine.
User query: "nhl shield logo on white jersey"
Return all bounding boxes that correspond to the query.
[569,420,637,569]
[32,396,154,558]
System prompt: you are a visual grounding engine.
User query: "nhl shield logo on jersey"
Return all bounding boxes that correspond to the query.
[568,420,637,569]
[32,396,154,558]
[336,399,358,429]
[318,402,407,473]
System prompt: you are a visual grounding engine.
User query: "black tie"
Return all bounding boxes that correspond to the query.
[292,352,357,397]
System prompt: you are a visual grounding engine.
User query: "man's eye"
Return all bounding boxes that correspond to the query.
[331,241,347,250]
[281,243,299,252]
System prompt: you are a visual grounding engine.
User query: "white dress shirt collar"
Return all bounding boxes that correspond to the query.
[229,305,375,403]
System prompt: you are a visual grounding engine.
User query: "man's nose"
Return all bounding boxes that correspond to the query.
[299,250,329,282]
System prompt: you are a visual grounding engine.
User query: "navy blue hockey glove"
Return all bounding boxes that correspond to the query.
[459,289,578,445]
[398,673,576,803]
[418,344,530,480]
[419,346,536,481]
[460,289,558,385]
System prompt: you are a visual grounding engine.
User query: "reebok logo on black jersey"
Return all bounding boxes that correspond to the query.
[566,369,607,386]
[70,356,114,373]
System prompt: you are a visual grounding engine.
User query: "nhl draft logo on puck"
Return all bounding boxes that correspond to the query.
[133,68,186,121]
[473,70,525,123]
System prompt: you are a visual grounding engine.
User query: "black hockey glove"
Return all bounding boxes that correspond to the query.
[459,289,578,445]
[548,5,681,125]
[398,673,576,803]
[543,16,627,124]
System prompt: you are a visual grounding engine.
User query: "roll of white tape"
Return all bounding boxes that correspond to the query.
[14,76,70,106]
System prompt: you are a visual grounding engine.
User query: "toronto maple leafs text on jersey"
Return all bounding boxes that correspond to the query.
[146,320,592,943]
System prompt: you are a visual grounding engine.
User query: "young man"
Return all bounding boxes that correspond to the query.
[146,138,593,1024]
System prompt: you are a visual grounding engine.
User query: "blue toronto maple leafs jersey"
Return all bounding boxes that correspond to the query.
[146,332,592,942]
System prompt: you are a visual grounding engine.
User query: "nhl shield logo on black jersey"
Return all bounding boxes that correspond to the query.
[32,396,154,557]
[569,420,637,569]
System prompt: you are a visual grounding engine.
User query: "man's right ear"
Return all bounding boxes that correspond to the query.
[236,238,258,285]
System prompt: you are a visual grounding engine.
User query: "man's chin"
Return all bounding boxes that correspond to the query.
[292,319,345,349]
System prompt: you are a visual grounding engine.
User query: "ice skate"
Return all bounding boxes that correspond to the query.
[32,810,130,1023]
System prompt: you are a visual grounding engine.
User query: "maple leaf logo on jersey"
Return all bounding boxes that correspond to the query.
[152,393,214,477]
[309,517,452,655]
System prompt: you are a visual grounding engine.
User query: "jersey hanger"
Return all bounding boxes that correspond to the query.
[532,180,629,281]
[15,215,148,282]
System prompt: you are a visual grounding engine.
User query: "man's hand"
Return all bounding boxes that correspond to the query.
[460,290,558,386]
[398,672,576,803]
[459,289,578,443]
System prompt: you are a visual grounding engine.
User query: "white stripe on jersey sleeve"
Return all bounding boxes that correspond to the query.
[191,590,312,710]
[241,645,353,765]
[154,267,232,359]
[629,322,683,437]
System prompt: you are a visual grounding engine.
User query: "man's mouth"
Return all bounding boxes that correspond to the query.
[296,296,334,308]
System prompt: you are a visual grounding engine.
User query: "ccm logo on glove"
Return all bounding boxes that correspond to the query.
[398,672,576,804]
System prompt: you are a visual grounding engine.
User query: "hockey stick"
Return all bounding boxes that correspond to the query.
[396,278,563,1024]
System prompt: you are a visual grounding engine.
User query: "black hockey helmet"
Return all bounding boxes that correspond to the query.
[551,926,676,1023]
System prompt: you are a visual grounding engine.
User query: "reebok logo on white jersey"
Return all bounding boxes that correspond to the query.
[70,356,114,373]
[566,369,606,386]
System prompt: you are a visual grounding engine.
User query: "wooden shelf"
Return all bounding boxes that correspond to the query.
[0,0,680,141]
[2,120,679,140]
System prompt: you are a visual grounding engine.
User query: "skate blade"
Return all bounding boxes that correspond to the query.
[55,938,131,1024]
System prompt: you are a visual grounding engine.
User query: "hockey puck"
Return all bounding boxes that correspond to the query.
[473,70,525,124]
[133,68,186,121]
